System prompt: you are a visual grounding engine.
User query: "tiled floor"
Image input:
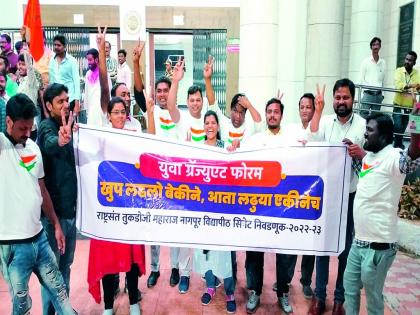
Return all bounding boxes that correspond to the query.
[384,252,420,315]
[0,240,398,314]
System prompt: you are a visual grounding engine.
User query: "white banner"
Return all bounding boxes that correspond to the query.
[75,125,351,256]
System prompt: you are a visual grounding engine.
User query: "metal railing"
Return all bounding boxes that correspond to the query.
[354,84,419,144]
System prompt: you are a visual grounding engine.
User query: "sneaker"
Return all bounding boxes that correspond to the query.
[201,288,216,305]
[226,295,236,314]
[246,290,260,314]
[178,276,190,293]
[278,293,293,314]
[170,268,180,287]
[103,310,113,315]
[302,285,313,299]
[129,303,141,315]
[147,271,160,288]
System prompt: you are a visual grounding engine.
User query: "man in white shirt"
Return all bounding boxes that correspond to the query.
[308,79,366,315]
[117,49,132,92]
[359,37,386,118]
[105,41,118,85]
[244,97,297,314]
[166,57,216,144]
[0,94,76,315]
[84,48,111,126]
[343,112,420,314]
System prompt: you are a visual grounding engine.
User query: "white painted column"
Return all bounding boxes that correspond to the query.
[276,0,308,124]
[239,0,278,115]
[3,1,23,28]
[305,0,345,115]
[348,0,384,83]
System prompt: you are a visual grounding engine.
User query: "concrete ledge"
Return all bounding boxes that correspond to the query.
[397,218,420,255]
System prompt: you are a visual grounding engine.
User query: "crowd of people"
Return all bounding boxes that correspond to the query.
[0,23,420,315]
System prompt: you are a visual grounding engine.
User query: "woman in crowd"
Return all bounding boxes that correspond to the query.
[193,110,237,314]
[87,95,154,315]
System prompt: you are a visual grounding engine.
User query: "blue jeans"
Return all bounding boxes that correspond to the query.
[314,192,355,304]
[41,217,77,315]
[344,243,396,315]
[205,270,235,296]
[0,231,75,315]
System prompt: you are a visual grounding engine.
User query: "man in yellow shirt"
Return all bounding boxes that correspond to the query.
[393,51,420,148]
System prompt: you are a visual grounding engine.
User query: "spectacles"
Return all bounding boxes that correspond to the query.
[110,110,126,115]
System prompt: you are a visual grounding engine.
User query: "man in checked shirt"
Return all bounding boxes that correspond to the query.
[343,107,420,314]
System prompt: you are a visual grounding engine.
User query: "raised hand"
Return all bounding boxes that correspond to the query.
[203,55,214,79]
[276,89,284,101]
[58,109,73,147]
[133,37,145,63]
[145,85,155,114]
[96,25,107,49]
[315,83,326,114]
[237,95,252,109]
[20,25,27,40]
[172,57,185,82]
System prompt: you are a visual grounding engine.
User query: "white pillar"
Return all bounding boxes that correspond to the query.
[348,0,384,83]
[276,0,308,124]
[239,0,278,115]
[305,0,345,115]
[3,1,23,28]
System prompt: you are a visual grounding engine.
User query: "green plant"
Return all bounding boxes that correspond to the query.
[398,178,420,220]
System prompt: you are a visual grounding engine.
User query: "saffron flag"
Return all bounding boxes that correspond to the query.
[24,0,44,61]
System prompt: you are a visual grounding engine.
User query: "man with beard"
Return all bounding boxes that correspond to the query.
[393,51,420,148]
[307,79,366,315]
[37,83,78,315]
[243,98,299,314]
[0,33,18,74]
[84,48,111,126]
[49,34,80,116]
[343,111,420,314]
[0,93,76,315]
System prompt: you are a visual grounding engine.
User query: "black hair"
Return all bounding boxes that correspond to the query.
[407,51,418,61]
[333,78,355,99]
[6,93,38,121]
[230,93,247,112]
[204,110,221,140]
[118,49,127,57]
[15,41,23,53]
[265,98,284,115]
[187,85,203,98]
[369,37,381,48]
[18,54,25,63]
[299,93,315,110]
[43,83,68,109]
[0,55,9,69]
[111,82,127,97]
[53,34,66,46]
[1,34,11,44]
[366,113,394,145]
[108,96,126,114]
[0,70,7,81]
[155,76,172,90]
[86,48,99,59]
